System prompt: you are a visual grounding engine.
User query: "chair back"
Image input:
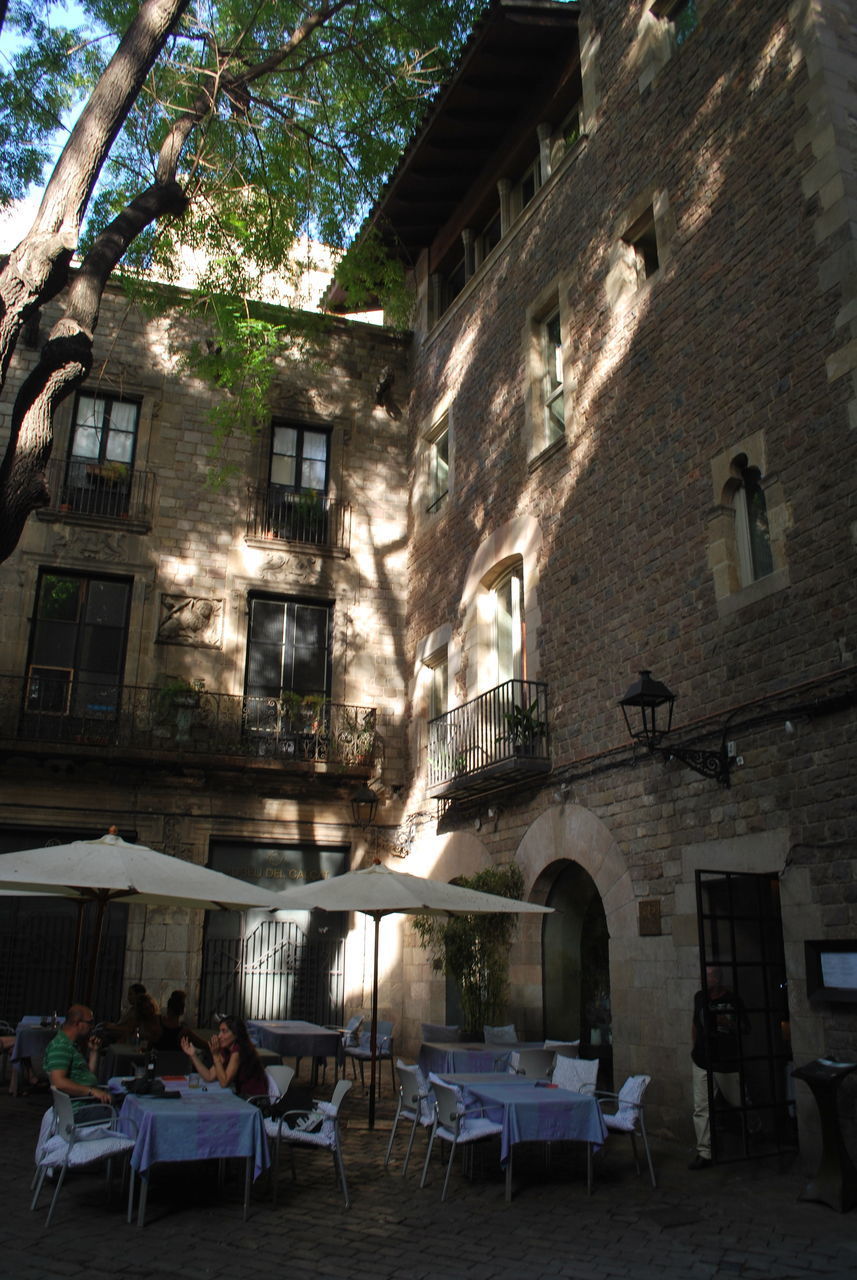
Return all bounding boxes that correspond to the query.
[50,1088,77,1141]
[342,1014,364,1046]
[354,1020,394,1054]
[552,1054,599,1095]
[510,1047,555,1078]
[615,1074,650,1126]
[395,1060,433,1124]
[430,1078,464,1133]
[420,1023,460,1042]
[265,1064,295,1100]
[544,1039,580,1058]
[483,1024,517,1044]
[328,1078,353,1112]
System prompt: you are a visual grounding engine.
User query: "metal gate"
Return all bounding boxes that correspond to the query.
[199,914,345,1026]
[696,869,797,1162]
[0,897,126,1022]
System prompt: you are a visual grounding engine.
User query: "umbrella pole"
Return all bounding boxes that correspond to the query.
[368,911,380,1130]
[68,899,86,1007]
[85,895,109,1006]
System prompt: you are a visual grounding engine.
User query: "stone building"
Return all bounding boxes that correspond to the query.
[359,0,857,1164]
[2,0,857,1167]
[0,282,413,1028]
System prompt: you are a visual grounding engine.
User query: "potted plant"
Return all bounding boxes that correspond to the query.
[500,699,547,756]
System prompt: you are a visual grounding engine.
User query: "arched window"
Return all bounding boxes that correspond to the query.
[732,454,773,585]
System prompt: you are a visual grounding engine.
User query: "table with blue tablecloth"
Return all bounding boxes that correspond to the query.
[420,1040,544,1076]
[116,1082,269,1225]
[246,1019,341,1081]
[9,1018,58,1094]
[445,1075,608,1201]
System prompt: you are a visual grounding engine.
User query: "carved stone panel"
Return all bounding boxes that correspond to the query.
[157,595,223,648]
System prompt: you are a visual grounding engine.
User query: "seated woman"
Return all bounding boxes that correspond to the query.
[155,989,207,1053]
[182,1016,268,1098]
[103,992,161,1046]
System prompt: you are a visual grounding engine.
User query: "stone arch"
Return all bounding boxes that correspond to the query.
[510,802,638,1073]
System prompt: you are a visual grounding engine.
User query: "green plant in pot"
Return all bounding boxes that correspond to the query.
[500,698,546,755]
[413,862,524,1038]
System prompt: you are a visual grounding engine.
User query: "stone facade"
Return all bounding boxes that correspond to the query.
[1,0,857,1168]
[394,0,857,1164]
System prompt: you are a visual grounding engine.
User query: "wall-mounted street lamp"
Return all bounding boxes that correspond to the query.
[350,782,379,829]
[618,670,733,788]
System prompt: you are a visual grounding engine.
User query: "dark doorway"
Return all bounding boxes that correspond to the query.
[543,861,611,1086]
[696,869,797,1162]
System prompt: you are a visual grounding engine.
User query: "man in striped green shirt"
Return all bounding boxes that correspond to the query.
[42,1005,112,1107]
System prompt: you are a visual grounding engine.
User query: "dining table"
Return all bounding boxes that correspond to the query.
[114,1077,269,1226]
[246,1019,341,1081]
[420,1040,545,1076]
[9,1017,59,1095]
[443,1072,608,1202]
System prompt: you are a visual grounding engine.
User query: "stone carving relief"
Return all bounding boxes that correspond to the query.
[51,528,127,561]
[258,552,321,583]
[157,594,223,648]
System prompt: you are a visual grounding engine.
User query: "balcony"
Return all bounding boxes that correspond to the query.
[427,678,550,801]
[0,674,376,775]
[246,486,351,553]
[38,457,155,528]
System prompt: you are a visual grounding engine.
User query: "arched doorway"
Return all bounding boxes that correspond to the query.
[543,861,611,1080]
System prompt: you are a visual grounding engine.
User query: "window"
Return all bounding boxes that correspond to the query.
[426,414,450,515]
[511,158,541,219]
[475,208,502,268]
[656,0,699,46]
[270,422,329,493]
[732,454,773,585]
[542,310,565,443]
[245,597,331,706]
[426,651,448,721]
[65,392,140,517]
[265,422,331,544]
[623,206,659,283]
[492,565,524,685]
[25,572,131,719]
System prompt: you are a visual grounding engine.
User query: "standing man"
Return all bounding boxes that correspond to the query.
[42,1004,112,1107]
[689,965,748,1169]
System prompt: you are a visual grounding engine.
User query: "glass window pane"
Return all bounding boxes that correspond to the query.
[71,396,104,459]
[109,401,138,434]
[85,580,129,626]
[105,434,134,464]
[250,600,285,644]
[301,459,327,490]
[303,432,328,463]
[273,426,297,458]
[270,455,296,487]
[38,576,81,622]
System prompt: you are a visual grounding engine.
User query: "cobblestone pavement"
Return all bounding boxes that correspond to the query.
[2,1078,856,1280]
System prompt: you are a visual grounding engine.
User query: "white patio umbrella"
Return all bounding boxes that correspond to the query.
[270,861,552,1127]
[0,830,285,1003]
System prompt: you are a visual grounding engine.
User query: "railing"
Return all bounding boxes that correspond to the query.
[247,486,351,551]
[40,457,155,523]
[427,678,550,798]
[0,674,376,768]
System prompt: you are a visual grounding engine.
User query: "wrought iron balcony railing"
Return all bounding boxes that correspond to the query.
[39,456,155,524]
[0,673,376,770]
[427,678,550,800]
[246,486,351,552]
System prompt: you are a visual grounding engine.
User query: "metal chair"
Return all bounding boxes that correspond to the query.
[31,1088,135,1228]
[420,1074,503,1201]
[597,1074,656,1187]
[483,1023,517,1043]
[266,1078,353,1207]
[344,1021,395,1097]
[384,1060,434,1175]
[551,1054,599,1095]
[509,1047,555,1078]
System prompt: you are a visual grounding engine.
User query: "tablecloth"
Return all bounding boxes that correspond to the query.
[420,1040,544,1076]
[246,1019,341,1062]
[117,1088,269,1178]
[460,1079,607,1165]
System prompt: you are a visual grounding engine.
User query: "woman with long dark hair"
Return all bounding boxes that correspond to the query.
[182,1015,267,1097]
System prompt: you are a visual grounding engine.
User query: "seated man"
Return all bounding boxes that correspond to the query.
[42,1004,112,1107]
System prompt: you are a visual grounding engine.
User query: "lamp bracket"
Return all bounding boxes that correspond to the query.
[656,743,732,788]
